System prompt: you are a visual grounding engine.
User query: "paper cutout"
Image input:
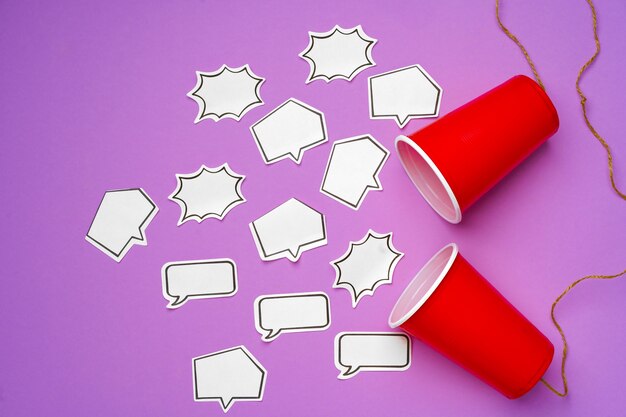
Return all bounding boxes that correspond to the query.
[187,65,265,123]
[254,292,331,342]
[250,98,327,164]
[168,164,245,225]
[86,188,158,262]
[368,64,442,128]
[335,332,411,379]
[331,230,403,307]
[299,25,377,83]
[250,198,327,262]
[162,259,237,309]
[193,345,266,412]
[320,135,389,209]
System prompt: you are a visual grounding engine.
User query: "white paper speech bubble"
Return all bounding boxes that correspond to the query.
[368,65,442,128]
[161,259,237,309]
[250,198,327,262]
[168,164,245,225]
[250,98,327,164]
[299,25,377,83]
[86,188,158,262]
[187,64,265,123]
[193,345,266,412]
[331,230,403,307]
[320,135,389,209]
[334,332,411,379]
[254,292,331,342]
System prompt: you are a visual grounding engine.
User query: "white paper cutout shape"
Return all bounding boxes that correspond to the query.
[320,135,389,210]
[162,259,237,309]
[86,188,158,262]
[187,65,265,123]
[299,25,377,83]
[169,164,245,225]
[250,198,327,262]
[193,345,266,413]
[254,292,331,342]
[335,332,411,379]
[331,230,403,307]
[368,64,442,128]
[250,98,328,164]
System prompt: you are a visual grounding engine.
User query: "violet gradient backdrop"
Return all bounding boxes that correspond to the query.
[1,0,625,416]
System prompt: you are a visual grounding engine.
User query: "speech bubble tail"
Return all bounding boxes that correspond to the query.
[219,396,234,412]
[395,114,410,128]
[262,328,281,342]
[339,366,360,379]
[167,296,187,309]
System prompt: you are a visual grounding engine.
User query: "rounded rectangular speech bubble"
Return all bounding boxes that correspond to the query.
[254,292,331,341]
[335,332,411,379]
[162,259,237,309]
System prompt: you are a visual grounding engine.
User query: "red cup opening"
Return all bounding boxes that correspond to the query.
[389,243,459,328]
[395,136,462,224]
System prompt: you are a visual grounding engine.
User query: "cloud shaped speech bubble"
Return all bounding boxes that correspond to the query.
[299,25,377,83]
[187,64,265,123]
[334,332,411,379]
[85,188,158,262]
[368,64,442,128]
[193,345,266,412]
[320,135,389,210]
[161,259,237,309]
[250,198,327,262]
[254,292,331,342]
[168,164,245,226]
[331,230,403,307]
[250,98,328,165]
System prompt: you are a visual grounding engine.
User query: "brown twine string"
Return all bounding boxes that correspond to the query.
[495,0,626,397]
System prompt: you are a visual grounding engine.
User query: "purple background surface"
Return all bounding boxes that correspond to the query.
[1,0,625,416]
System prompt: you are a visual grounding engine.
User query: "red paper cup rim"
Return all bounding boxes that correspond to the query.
[389,243,459,328]
[395,135,462,224]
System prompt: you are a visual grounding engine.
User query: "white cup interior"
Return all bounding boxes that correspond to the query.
[395,135,462,224]
[388,243,459,328]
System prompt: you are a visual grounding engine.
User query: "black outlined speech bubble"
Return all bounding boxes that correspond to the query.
[250,198,327,262]
[161,259,237,309]
[334,332,411,379]
[368,64,442,128]
[187,64,265,123]
[331,230,403,308]
[254,292,331,342]
[193,345,266,412]
[320,135,389,210]
[85,188,158,262]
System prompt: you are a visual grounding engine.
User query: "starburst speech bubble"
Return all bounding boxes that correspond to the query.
[187,64,265,123]
[299,25,377,83]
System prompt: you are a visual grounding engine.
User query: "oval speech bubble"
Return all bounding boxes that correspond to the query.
[254,292,331,342]
[334,332,411,379]
[161,259,237,309]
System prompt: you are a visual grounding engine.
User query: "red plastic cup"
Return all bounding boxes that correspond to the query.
[389,243,554,399]
[395,75,559,223]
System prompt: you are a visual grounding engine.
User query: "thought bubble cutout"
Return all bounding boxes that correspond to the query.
[250,98,327,164]
[250,198,327,262]
[86,188,158,262]
[187,65,265,123]
[162,259,237,309]
[193,345,266,412]
[368,65,442,128]
[299,25,377,83]
[168,164,245,226]
[254,292,331,342]
[320,135,389,209]
[331,230,403,307]
[335,332,411,379]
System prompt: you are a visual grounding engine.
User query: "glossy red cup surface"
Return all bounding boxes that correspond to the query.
[389,244,554,398]
[395,75,559,223]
